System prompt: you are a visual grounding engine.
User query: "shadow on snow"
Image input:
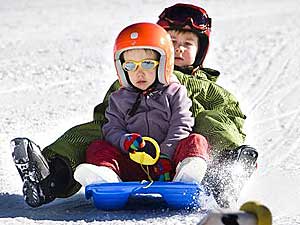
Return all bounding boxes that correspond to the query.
[0,192,196,222]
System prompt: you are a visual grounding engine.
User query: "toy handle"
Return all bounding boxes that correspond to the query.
[129,136,160,166]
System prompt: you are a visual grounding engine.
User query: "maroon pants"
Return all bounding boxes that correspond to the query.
[86,133,209,181]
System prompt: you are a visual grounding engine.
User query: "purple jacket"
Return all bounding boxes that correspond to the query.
[102,77,194,158]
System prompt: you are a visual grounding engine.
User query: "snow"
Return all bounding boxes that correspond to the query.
[1,0,300,224]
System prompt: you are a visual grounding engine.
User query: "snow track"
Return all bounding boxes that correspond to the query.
[1,0,300,224]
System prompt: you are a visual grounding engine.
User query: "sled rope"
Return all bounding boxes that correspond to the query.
[141,179,154,189]
[140,164,154,182]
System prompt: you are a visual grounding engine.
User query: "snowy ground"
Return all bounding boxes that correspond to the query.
[1,0,300,224]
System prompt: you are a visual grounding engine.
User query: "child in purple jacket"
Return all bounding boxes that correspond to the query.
[74,22,209,185]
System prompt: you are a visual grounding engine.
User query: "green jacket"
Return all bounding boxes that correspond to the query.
[42,68,246,197]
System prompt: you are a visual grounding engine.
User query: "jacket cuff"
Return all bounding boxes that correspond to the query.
[160,143,176,159]
[119,134,129,153]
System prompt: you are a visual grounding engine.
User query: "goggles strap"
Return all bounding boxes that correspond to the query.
[159,6,211,30]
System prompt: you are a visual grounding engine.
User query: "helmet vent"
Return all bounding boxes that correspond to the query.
[130,32,138,39]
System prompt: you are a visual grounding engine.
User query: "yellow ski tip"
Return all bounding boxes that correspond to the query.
[240,201,272,225]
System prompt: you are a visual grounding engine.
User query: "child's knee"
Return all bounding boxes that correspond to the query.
[189,133,209,150]
[186,133,210,160]
[173,134,209,164]
[86,140,118,165]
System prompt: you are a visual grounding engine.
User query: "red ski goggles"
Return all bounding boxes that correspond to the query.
[158,4,211,32]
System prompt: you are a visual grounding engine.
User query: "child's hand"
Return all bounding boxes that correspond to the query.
[153,154,174,181]
[123,133,145,153]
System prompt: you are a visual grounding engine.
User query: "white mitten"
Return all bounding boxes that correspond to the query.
[173,157,207,183]
[74,163,121,187]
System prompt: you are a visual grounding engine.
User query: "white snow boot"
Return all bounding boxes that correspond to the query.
[173,157,207,183]
[74,163,121,187]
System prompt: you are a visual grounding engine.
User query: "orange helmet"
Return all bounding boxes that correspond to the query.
[114,22,174,88]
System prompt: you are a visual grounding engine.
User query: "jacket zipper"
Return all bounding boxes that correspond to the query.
[144,95,150,136]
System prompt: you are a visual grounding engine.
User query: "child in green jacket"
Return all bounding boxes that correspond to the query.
[156,3,258,207]
[10,3,257,208]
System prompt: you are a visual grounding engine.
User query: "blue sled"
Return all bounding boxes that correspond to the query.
[85,181,208,210]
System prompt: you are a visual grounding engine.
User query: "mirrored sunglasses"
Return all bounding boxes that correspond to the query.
[122,59,159,72]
